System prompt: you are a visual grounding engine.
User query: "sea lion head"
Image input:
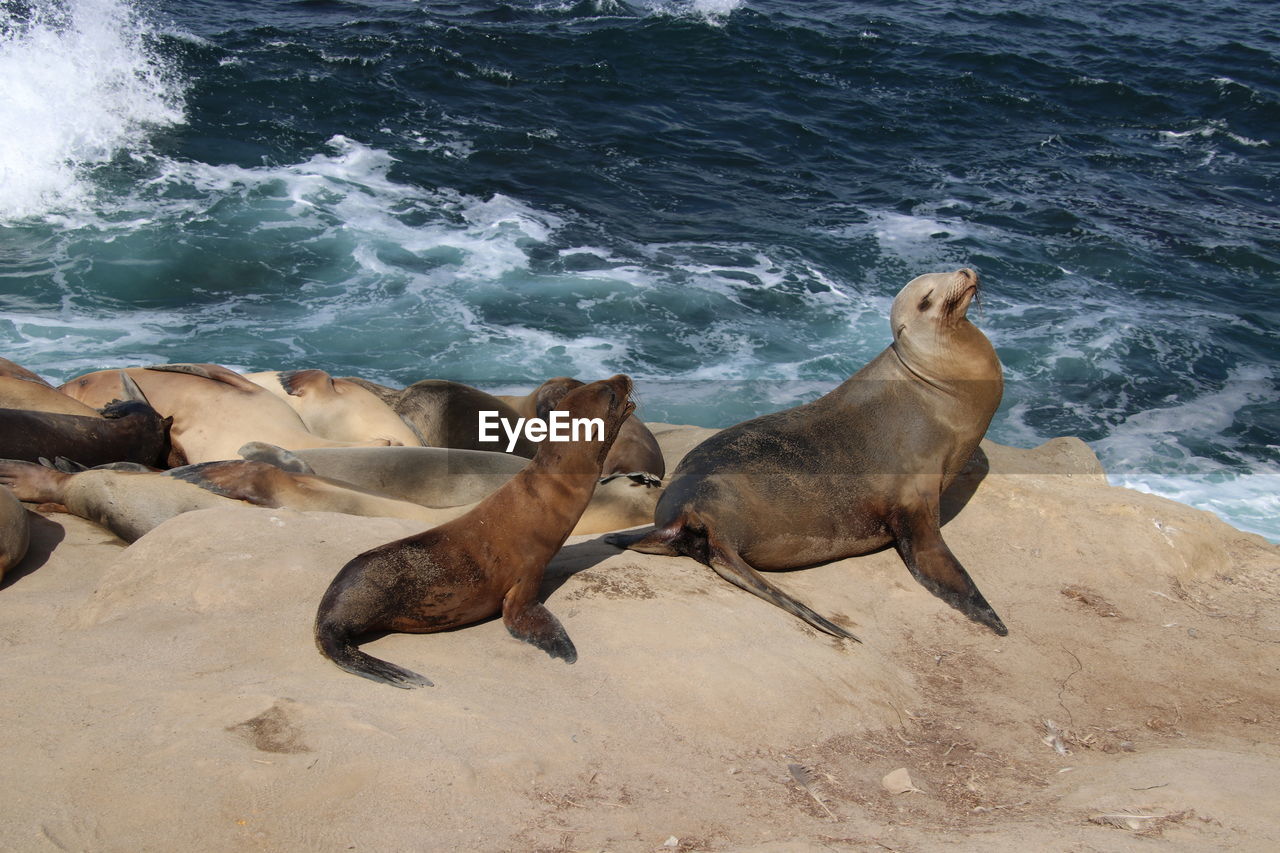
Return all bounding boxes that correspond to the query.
[889,268,999,386]
[549,374,635,467]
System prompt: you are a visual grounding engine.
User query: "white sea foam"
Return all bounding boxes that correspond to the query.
[0,0,185,222]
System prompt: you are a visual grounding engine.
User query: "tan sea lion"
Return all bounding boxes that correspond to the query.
[608,269,1006,639]
[0,376,103,417]
[239,443,527,507]
[500,376,665,485]
[0,486,29,581]
[0,459,468,544]
[58,364,397,464]
[243,370,424,447]
[0,357,55,386]
[314,374,636,688]
[240,442,660,530]
[0,442,651,544]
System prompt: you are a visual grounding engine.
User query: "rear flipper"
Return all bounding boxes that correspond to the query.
[238,441,316,474]
[0,459,70,503]
[603,524,679,555]
[705,531,861,642]
[504,598,577,663]
[314,621,433,689]
[889,505,1007,636]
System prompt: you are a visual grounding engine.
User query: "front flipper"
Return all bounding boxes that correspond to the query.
[705,532,860,642]
[889,499,1007,636]
[145,363,263,393]
[503,592,577,663]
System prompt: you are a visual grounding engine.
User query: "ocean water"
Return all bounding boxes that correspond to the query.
[1,0,1277,540]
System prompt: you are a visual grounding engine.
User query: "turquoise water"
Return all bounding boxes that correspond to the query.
[1,0,1277,539]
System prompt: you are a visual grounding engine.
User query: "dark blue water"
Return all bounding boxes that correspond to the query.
[1,0,1277,538]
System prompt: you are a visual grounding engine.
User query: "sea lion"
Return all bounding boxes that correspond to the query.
[243,370,424,447]
[500,376,665,485]
[0,441,650,544]
[58,364,398,464]
[0,376,103,417]
[393,379,539,457]
[239,443,527,507]
[238,442,659,533]
[314,374,636,688]
[0,486,29,581]
[0,397,172,468]
[0,459,469,544]
[608,269,1006,639]
[340,377,540,457]
[0,357,55,386]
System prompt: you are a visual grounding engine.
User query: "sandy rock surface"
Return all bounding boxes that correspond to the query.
[1,427,1277,851]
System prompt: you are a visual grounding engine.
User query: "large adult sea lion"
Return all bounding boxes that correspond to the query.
[499,377,665,485]
[243,370,424,447]
[608,269,1006,639]
[314,375,635,688]
[58,364,397,464]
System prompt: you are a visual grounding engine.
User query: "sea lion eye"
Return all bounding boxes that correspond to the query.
[917,293,933,312]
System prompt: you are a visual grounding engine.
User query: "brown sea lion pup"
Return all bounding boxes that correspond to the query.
[314,374,636,688]
[0,485,30,581]
[608,269,1006,639]
[58,364,398,464]
[501,377,665,485]
[0,399,172,468]
[242,370,424,447]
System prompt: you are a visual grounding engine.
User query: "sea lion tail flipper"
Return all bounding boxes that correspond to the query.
[602,524,679,555]
[314,618,433,689]
[705,532,861,643]
[238,441,316,475]
[0,459,70,503]
[279,369,334,398]
[889,507,1007,636]
[502,596,577,663]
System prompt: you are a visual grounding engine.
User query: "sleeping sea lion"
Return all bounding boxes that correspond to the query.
[608,269,1006,639]
[314,374,635,688]
[58,364,398,464]
[0,399,172,468]
[243,370,424,447]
